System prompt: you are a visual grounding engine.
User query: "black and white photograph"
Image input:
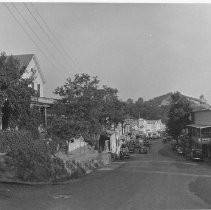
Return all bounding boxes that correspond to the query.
[1,1,211,209]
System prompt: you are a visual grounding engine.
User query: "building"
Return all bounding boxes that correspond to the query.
[138,118,148,134]
[187,109,211,159]
[0,54,56,129]
[124,118,139,134]
[138,118,166,136]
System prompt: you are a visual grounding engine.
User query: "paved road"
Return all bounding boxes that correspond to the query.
[1,139,211,210]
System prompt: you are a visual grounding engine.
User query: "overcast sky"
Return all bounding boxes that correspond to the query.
[1,3,211,103]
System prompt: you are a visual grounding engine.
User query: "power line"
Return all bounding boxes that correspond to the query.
[30,2,82,72]
[12,3,69,76]
[23,2,76,71]
[3,3,65,78]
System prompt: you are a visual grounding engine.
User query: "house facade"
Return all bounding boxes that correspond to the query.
[0,54,55,129]
[14,54,46,98]
[138,118,166,136]
[124,118,139,134]
[187,109,211,159]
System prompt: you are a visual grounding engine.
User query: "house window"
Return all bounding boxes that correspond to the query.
[37,84,40,97]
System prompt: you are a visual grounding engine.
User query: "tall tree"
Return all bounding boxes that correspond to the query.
[167,92,192,140]
[0,52,40,136]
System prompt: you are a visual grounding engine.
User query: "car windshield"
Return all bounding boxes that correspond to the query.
[193,150,202,156]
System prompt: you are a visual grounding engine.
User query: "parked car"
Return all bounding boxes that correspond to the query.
[186,149,204,161]
[139,146,148,154]
[134,141,141,148]
[129,144,135,153]
[162,137,168,144]
[171,143,178,151]
[151,133,159,139]
[120,144,130,159]
[144,139,151,147]
[176,146,184,155]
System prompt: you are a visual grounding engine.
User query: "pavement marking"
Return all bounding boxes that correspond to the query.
[120,168,211,178]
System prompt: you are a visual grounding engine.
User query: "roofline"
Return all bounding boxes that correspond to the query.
[186,124,211,129]
[7,54,46,84]
[191,109,211,113]
[12,53,34,57]
[32,55,46,84]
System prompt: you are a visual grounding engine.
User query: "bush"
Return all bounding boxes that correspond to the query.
[0,130,70,182]
[48,134,61,156]
[51,157,71,182]
[66,160,86,178]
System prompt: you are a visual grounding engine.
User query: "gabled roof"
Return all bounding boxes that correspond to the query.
[12,54,34,68]
[147,120,158,124]
[192,109,211,113]
[186,124,211,129]
[8,54,46,84]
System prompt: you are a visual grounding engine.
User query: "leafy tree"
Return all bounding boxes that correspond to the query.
[126,98,133,104]
[50,73,125,145]
[167,92,192,140]
[0,52,41,136]
[136,97,144,105]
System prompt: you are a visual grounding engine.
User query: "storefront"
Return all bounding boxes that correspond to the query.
[187,124,211,159]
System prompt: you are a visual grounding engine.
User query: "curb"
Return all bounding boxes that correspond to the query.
[0,169,96,186]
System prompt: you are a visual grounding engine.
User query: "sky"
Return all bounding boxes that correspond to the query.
[1,3,211,103]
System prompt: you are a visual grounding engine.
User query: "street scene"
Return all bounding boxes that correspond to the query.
[1,138,211,210]
[1,2,211,210]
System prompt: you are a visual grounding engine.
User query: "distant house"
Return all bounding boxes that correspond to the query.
[0,54,56,129]
[138,118,166,136]
[124,118,139,134]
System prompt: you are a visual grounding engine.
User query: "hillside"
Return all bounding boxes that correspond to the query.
[146,92,211,111]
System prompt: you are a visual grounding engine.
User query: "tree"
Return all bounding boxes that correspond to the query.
[199,94,206,103]
[50,73,124,145]
[167,92,192,140]
[136,97,144,105]
[0,52,41,136]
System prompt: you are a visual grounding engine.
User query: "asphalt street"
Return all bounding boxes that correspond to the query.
[1,139,211,210]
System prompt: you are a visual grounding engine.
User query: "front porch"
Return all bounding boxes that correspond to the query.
[0,96,56,130]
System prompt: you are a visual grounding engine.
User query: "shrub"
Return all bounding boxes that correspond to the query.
[51,157,71,182]
[48,134,61,156]
[0,130,70,182]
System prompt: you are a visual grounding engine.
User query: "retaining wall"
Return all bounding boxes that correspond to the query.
[0,152,111,184]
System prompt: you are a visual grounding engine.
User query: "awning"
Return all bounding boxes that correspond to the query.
[186,124,211,129]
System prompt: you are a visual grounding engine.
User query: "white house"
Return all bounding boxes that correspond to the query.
[0,54,55,129]
[138,118,166,136]
[12,54,45,97]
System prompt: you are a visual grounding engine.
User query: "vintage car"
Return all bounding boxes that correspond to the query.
[176,146,184,155]
[120,144,130,159]
[139,146,148,154]
[128,144,135,153]
[186,149,204,161]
